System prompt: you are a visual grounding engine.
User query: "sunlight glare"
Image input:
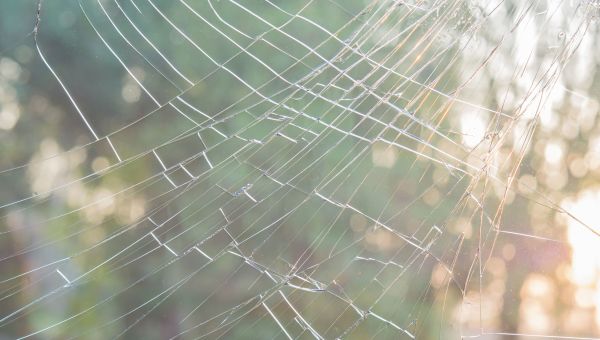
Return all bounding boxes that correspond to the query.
[562,189,600,327]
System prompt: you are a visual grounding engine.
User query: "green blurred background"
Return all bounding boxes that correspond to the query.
[1,0,600,339]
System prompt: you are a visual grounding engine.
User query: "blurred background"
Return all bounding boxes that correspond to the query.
[1,0,600,339]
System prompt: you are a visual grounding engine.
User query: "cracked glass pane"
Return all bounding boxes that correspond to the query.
[1,0,600,339]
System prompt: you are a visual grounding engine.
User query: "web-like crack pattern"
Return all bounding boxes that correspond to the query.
[0,0,598,339]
